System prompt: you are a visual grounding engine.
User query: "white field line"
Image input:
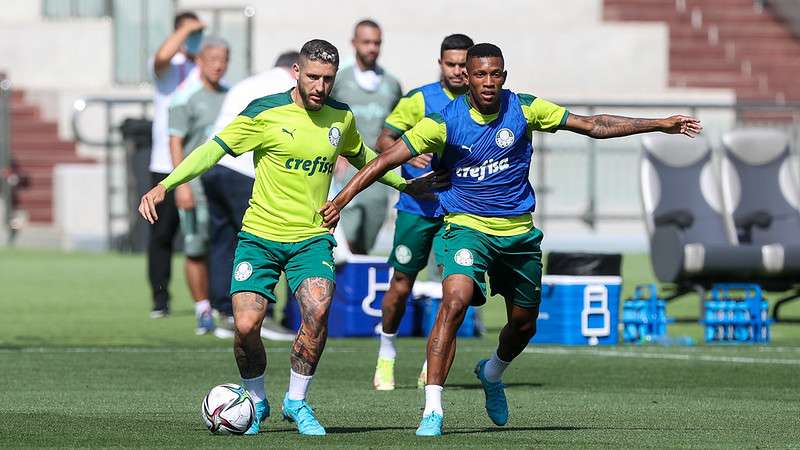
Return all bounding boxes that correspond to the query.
[523,347,800,366]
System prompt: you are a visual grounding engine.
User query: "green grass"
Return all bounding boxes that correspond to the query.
[1,249,799,448]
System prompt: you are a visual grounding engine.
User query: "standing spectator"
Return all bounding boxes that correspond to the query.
[167,36,230,335]
[331,19,402,254]
[205,51,299,341]
[147,11,204,318]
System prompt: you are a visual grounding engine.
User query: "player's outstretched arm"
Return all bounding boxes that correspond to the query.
[138,140,225,224]
[563,113,702,139]
[376,128,432,169]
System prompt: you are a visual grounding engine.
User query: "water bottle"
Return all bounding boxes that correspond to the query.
[704,300,717,342]
[733,302,748,341]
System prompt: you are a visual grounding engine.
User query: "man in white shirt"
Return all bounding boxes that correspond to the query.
[147,11,204,318]
[203,51,299,340]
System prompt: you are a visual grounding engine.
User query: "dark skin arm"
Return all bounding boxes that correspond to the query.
[320,138,448,228]
[376,127,433,168]
[563,113,702,139]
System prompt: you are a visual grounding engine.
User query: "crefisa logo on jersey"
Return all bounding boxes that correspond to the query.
[328,127,341,147]
[495,128,515,148]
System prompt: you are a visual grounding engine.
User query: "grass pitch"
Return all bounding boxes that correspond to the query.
[1,249,799,448]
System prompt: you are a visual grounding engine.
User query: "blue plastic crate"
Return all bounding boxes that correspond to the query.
[284,256,418,337]
[532,275,622,345]
[622,284,671,343]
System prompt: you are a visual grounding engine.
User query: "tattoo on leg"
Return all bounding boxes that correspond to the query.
[232,292,268,379]
[430,336,448,358]
[291,277,333,375]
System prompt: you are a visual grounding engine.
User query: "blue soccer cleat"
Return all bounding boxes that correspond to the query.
[415,412,443,436]
[474,359,508,426]
[244,399,270,435]
[195,310,215,335]
[282,394,326,436]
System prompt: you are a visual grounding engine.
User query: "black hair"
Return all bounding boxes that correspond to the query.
[467,43,504,62]
[299,39,339,67]
[174,11,199,30]
[440,34,474,56]
[354,19,381,33]
[274,51,300,68]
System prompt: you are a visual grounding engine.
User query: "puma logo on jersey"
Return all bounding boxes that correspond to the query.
[322,261,334,271]
[455,157,510,181]
[460,144,473,152]
[281,128,296,139]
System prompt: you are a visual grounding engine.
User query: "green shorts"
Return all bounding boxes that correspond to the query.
[440,224,544,309]
[388,210,446,275]
[230,231,337,303]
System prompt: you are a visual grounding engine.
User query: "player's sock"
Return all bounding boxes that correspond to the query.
[287,370,313,401]
[483,352,510,383]
[423,385,443,416]
[378,330,397,360]
[241,374,266,404]
[194,299,211,317]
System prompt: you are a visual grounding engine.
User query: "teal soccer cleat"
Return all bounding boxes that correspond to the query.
[244,399,270,435]
[474,359,509,426]
[415,412,443,436]
[281,394,326,436]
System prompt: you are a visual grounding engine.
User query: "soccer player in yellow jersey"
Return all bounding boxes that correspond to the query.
[139,39,436,436]
[322,43,702,436]
[372,33,473,391]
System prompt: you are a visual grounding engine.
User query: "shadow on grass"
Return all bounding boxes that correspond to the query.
[326,426,414,434]
[445,425,720,435]
[394,382,543,391]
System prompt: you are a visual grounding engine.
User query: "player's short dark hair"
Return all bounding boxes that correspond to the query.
[274,51,300,68]
[299,39,339,67]
[467,43,504,62]
[354,19,381,33]
[174,11,199,30]
[440,34,474,56]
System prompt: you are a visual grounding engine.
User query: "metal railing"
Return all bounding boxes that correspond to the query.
[0,76,12,245]
[70,97,800,250]
[72,96,150,250]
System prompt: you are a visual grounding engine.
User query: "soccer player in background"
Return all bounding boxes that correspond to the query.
[205,51,300,341]
[321,43,702,436]
[331,19,403,255]
[372,33,474,391]
[168,36,230,337]
[139,39,436,436]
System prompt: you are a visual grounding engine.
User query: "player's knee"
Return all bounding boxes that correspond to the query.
[510,316,537,338]
[439,297,469,323]
[390,271,414,297]
[234,314,261,337]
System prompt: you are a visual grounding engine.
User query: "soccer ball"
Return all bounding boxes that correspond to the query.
[201,383,255,434]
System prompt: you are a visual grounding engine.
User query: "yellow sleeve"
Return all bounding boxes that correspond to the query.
[519,94,569,134]
[338,111,365,158]
[212,115,266,157]
[384,90,426,135]
[401,113,447,157]
[159,140,226,191]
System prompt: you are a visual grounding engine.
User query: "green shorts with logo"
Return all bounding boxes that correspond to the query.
[387,210,446,275]
[440,223,544,309]
[230,231,337,303]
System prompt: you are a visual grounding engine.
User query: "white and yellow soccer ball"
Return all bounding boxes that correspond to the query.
[201,383,255,435]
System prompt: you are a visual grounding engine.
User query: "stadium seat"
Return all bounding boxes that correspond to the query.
[640,134,762,286]
[720,129,800,319]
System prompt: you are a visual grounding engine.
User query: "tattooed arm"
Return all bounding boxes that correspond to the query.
[563,113,702,139]
[291,277,335,376]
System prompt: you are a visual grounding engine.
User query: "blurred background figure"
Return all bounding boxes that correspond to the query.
[147,11,204,318]
[206,51,300,341]
[331,19,402,255]
[167,36,230,336]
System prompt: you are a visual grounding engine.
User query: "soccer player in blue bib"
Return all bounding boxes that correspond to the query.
[372,33,474,391]
[321,43,702,436]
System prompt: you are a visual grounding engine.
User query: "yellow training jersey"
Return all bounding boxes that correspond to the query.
[213,89,366,242]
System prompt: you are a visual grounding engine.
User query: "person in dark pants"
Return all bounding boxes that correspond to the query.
[200,166,253,317]
[148,172,180,315]
[147,11,203,317]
